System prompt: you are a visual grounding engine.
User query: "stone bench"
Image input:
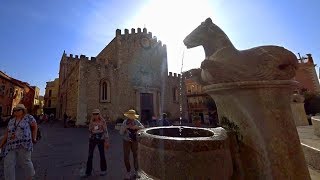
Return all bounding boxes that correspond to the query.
[311,116,320,137]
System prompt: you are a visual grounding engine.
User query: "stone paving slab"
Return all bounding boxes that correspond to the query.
[297,125,320,149]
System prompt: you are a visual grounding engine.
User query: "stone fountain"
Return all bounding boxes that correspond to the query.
[137,18,311,180]
[183,18,310,179]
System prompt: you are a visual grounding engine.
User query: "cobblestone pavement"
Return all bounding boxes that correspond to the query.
[0,122,151,180]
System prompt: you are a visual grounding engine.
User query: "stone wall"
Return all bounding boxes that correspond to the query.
[57,54,81,120]
[164,73,183,120]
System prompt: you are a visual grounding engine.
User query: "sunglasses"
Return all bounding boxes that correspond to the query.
[92,113,99,115]
[13,109,23,112]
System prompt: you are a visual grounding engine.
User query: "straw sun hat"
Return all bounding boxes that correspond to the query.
[124,109,139,119]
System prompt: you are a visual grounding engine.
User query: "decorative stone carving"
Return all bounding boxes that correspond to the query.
[291,93,309,126]
[292,93,305,103]
[184,18,310,179]
[183,18,298,85]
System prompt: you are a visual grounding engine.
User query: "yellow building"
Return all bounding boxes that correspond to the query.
[44,78,59,116]
[184,78,216,125]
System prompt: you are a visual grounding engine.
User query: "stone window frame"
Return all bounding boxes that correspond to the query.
[100,79,111,103]
[0,85,5,96]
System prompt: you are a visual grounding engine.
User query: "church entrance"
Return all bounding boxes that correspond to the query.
[140,93,153,125]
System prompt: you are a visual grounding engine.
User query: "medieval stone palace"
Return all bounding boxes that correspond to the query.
[55,28,187,125]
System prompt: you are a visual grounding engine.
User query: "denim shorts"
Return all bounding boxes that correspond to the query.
[4,148,35,179]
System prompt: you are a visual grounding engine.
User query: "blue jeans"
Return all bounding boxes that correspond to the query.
[4,148,35,180]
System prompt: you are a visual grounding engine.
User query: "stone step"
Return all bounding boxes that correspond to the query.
[297,126,320,171]
[309,166,320,180]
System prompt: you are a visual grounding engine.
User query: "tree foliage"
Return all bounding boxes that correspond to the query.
[303,91,320,115]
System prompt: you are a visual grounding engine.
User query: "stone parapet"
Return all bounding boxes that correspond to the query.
[312,116,320,136]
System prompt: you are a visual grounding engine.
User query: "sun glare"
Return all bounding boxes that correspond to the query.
[127,0,214,73]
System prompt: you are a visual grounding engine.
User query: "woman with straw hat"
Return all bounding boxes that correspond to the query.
[82,109,109,177]
[0,104,38,180]
[120,109,144,179]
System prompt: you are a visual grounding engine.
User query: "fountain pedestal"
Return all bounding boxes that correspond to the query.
[204,80,310,179]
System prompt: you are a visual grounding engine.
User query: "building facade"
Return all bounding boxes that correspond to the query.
[0,71,38,117]
[31,86,42,115]
[44,78,59,116]
[184,77,216,124]
[57,28,187,125]
[295,54,320,93]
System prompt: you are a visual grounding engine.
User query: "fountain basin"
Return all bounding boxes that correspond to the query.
[137,126,233,179]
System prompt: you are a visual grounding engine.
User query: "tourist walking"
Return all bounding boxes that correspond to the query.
[0,104,38,180]
[157,113,171,126]
[120,109,144,179]
[82,109,109,177]
[63,112,68,128]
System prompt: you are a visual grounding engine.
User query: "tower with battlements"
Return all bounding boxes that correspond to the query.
[57,28,187,125]
[295,53,320,93]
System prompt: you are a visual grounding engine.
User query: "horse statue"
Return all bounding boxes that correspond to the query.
[183,18,298,85]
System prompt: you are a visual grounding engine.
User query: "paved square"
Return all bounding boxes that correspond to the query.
[0,122,150,180]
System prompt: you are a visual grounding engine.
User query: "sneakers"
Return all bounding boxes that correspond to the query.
[124,172,131,179]
[100,171,107,176]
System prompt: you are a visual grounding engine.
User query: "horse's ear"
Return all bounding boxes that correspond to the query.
[205,18,213,24]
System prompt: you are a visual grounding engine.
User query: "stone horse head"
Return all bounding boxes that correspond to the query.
[183,18,235,59]
[183,17,298,84]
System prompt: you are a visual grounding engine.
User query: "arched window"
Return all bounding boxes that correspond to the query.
[100,80,111,102]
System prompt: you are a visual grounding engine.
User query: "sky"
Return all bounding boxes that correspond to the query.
[0,0,319,95]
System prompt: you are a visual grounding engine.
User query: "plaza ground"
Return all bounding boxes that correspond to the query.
[0,122,320,179]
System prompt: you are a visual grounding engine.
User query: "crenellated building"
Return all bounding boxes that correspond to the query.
[57,28,187,125]
[295,53,320,93]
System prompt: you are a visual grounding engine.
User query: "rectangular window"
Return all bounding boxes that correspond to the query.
[7,106,10,115]
[49,90,52,97]
[173,88,179,103]
[0,85,5,96]
[9,88,13,97]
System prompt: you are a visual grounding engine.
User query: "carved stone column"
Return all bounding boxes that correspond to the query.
[203,80,310,180]
[291,93,309,126]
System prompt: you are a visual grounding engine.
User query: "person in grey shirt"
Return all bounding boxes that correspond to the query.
[120,109,144,179]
